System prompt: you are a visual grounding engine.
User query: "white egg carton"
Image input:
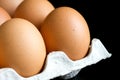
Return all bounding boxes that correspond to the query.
[0,38,112,80]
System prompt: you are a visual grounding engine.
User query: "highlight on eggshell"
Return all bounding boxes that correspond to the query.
[40,6,90,60]
[0,18,46,77]
[14,0,55,29]
[0,0,24,17]
[0,7,11,25]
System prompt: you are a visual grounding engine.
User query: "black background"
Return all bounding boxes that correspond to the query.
[48,0,114,80]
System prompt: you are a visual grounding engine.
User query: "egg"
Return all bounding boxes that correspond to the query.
[0,7,11,25]
[0,0,24,17]
[0,18,46,77]
[40,7,90,60]
[14,0,55,29]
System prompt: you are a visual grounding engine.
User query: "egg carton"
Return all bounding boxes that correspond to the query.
[0,38,112,80]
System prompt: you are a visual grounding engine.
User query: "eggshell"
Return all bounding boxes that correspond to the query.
[40,7,90,60]
[0,0,24,17]
[0,18,46,77]
[14,0,55,28]
[0,7,11,25]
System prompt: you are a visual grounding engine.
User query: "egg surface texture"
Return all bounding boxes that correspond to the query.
[40,7,90,60]
[0,7,11,25]
[14,0,55,28]
[0,0,24,17]
[0,18,46,77]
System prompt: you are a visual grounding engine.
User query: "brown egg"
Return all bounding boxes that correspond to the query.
[0,18,46,77]
[0,7,11,25]
[14,0,55,29]
[0,0,24,17]
[40,7,90,60]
